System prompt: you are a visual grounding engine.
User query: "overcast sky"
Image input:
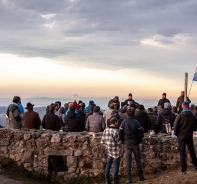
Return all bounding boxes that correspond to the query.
[0,0,197,102]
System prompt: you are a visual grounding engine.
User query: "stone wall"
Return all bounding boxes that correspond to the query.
[0,128,196,180]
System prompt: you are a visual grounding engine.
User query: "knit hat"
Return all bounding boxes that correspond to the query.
[182,101,189,106]
[164,102,171,109]
[72,100,78,109]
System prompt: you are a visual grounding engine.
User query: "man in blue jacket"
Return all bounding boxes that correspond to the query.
[174,101,197,174]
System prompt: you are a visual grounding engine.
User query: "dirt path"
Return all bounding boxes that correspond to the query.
[0,175,23,184]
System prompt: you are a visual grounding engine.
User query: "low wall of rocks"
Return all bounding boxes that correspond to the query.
[0,128,195,180]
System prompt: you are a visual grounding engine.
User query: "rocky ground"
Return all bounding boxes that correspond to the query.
[0,167,197,184]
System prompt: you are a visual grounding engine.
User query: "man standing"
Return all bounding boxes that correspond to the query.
[174,101,197,174]
[23,102,41,129]
[119,108,146,184]
[176,91,191,107]
[124,93,138,108]
[156,102,176,134]
[101,117,121,184]
[157,93,170,109]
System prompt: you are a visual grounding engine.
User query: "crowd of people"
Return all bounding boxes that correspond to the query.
[4,91,197,184]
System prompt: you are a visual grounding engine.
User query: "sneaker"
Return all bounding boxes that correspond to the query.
[139,177,147,181]
[182,171,187,175]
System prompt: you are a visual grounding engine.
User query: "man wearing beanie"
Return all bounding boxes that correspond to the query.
[174,101,197,174]
[157,93,171,109]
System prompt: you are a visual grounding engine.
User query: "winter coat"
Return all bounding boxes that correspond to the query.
[174,110,197,141]
[103,108,113,127]
[108,99,120,110]
[157,98,170,109]
[86,112,105,132]
[23,110,41,129]
[135,110,151,133]
[148,113,157,132]
[77,107,86,123]
[176,96,191,107]
[6,103,22,129]
[156,108,176,134]
[64,111,84,132]
[119,117,143,146]
[42,112,60,131]
[84,100,94,115]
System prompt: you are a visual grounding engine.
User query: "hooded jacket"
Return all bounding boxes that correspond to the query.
[7,103,22,129]
[174,110,197,141]
[42,112,60,131]
[64,111,84,132]
[84,100,94,115]
[156,108,176,134]
[135,110,151,133]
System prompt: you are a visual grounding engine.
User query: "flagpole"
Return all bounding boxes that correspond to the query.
[188,67,197,98]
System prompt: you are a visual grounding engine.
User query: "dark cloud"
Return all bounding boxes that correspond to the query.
[0,0,197,75]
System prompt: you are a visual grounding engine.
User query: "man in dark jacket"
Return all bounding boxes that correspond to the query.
[156,102,176,134]
[176,91,191,107]
[42,105,60,131]
[157,93,170,109]
[135,105,151,133]
[119,108,146,183]
[86,106,105,132]
[124,93,139,108]
[147,108,157,132]
[23,102,41,129]
[174,101,197,174]
[64,105,84,132]
[77,102,86,123]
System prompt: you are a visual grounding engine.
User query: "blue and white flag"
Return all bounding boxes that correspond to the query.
[193,71,197,81]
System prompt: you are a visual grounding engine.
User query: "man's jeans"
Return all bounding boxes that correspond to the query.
[178,138,197,172]
[125,144,144,182]
[105,155,120,183]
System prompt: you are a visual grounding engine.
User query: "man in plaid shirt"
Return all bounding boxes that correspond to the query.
[101,117,121,184]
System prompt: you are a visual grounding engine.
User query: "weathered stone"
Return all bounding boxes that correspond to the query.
[22,150,34,163]
[0,129,13,139]
[92,160,104,170]
[0,139,10,146]
[74,150,83,157]
[13,131,23,140]
[0,147,8,154]
[51,133,62,143]
[10,154,21,162]
[68,167,77,173]
[24,133,32,141]
[67,156,78,167]
[41,132,52,141]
